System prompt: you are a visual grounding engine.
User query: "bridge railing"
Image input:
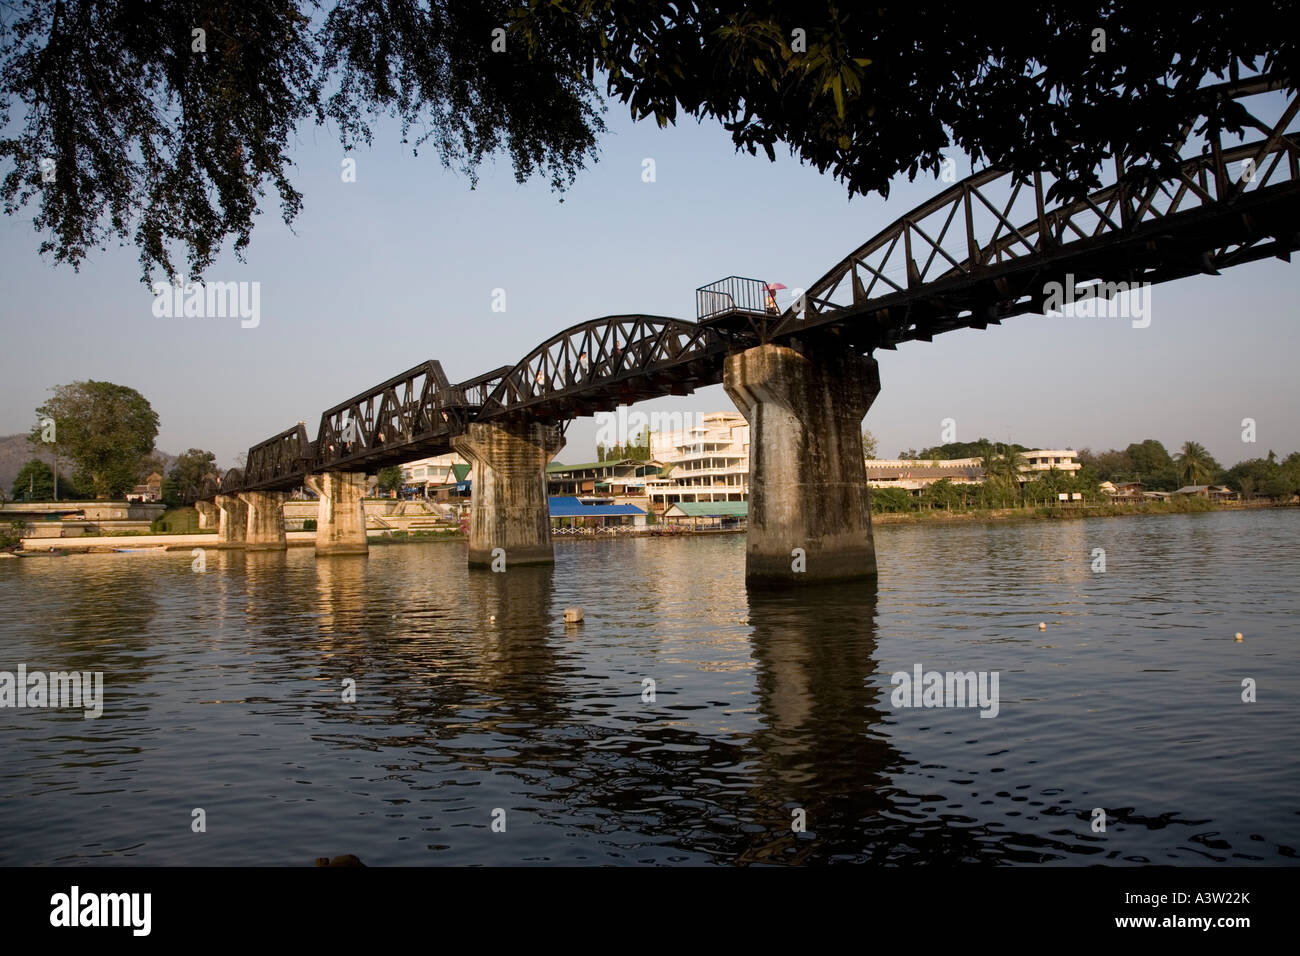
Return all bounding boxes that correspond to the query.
[696,276,770,320]
[450,366,514,410]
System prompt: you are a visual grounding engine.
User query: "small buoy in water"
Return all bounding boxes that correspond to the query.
[489,615,496,623]
[564,606,584,624]
[1038,622,1047,630]
[1235,632,1244,642]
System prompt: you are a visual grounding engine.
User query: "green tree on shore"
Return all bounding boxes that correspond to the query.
[11,458,55,500]
[1223,451,1299,500]
[597,426,651,462]
[869,487,913,513]
[377,466,404,496]
[923,478,961,511]
[1173,441,1220,486]
[8,457,87,500]
[1077,447,1135,482]
[168,449,219,501]
[982,446,1028,505]
[916,438,1023,461]
[1123,439,1179,489]
[31,381,159,499]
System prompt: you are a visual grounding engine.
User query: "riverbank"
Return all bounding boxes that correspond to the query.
[7,528,471,553]
[7,498,1292,554]
[871,497,1294,525]
[10,531,316,553]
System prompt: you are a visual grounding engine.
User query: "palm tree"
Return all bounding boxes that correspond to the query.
[1173,441,1216,487]
[981,445,1028,506]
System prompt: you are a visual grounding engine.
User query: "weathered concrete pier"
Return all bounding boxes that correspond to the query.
[195,500,219,531]
[240,490,288,552]
[453,421,563,568]
[215,494,248,548]
[303,472,368,556]
[724,342,879,584]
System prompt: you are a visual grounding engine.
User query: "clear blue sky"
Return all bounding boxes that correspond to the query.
[1,91,1296,469]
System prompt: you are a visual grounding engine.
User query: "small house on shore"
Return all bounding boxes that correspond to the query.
[662,500,748,530]
[1173,484,1238,501]
[126,472,163,503]
[1100,480,1145,501]
[549,496,647,529]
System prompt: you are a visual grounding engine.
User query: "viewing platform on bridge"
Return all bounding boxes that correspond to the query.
[696,276,796,342]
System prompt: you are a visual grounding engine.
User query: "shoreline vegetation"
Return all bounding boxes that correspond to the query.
[870,496,1294,525]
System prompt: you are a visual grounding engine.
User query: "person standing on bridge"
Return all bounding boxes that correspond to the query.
[764,282,786,314]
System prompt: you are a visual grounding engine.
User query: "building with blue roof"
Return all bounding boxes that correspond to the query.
[548,496,648,529]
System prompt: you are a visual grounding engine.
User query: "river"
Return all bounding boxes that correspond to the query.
[1,509,1296,865]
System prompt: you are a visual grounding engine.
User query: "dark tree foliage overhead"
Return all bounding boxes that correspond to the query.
[541,2,1295,196]
[1,0,604,281]
[2,1,1294,282]
[1,1,317,281]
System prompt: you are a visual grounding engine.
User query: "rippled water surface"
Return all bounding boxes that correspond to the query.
[2,509,1297,865]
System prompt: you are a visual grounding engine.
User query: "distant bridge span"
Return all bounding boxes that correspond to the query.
[198,74,1299,580]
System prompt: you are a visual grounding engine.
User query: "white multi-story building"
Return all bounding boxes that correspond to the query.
[645,411,750,512]
[1020,450,1081,475]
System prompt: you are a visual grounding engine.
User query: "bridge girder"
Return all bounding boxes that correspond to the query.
[476,314,733,421]
[758,75,1300,348]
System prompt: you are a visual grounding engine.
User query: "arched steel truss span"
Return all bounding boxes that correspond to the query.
[743,75,1300,351]
[477,315,731,422]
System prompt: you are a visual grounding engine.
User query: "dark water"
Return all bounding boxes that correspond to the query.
[1,509,1297,865]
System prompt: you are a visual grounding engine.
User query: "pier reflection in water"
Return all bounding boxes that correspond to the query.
[0,510,1297,865]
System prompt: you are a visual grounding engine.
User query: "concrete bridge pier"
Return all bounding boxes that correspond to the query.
[724,340,880,584]
[195,500,219,531]
[453,421,563,568]
[215,494,249,548]
[304,472,369,556]
[239,491,288,551]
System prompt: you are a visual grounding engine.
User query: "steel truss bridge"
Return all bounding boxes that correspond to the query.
[200,75,1300,499]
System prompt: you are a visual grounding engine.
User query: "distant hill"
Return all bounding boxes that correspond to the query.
[0,434,55,494]
[0,433,176,499]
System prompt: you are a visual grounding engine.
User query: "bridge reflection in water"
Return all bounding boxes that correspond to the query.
[6,511,1299,865]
